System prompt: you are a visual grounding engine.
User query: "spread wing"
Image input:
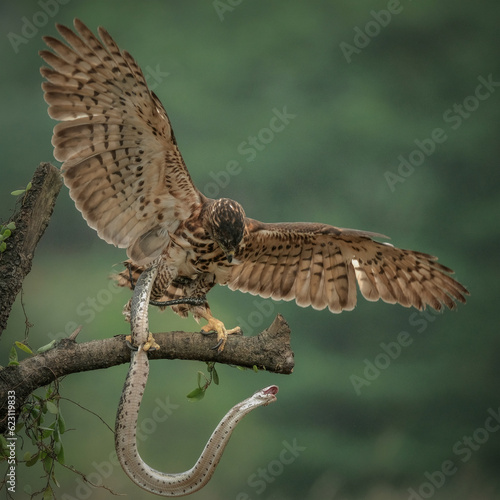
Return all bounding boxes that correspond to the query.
[226,220,469,312]
[40,19,202,265]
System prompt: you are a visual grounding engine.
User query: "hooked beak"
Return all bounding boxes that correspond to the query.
[226,250,235,263]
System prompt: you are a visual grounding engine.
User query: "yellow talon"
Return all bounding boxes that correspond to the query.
[143,332,160,352]
[201,317,242,352]
[126,333,159,351]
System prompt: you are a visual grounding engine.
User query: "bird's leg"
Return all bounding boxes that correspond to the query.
[199,309,242,352]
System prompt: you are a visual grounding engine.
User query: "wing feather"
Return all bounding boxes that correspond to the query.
[326,243,356,312]
[40,19,202,265]
[226,220,469,313]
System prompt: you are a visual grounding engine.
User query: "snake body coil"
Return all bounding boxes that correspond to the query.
[115,264,278,496]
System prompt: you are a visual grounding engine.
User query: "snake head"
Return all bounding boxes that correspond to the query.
[254,385,279,406]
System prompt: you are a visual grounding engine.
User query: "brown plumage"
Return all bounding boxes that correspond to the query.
[40,19,469,351]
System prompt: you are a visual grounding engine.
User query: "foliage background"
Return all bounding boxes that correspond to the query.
[1,1,499,498]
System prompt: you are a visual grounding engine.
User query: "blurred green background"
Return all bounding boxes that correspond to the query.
[1,1,499,499]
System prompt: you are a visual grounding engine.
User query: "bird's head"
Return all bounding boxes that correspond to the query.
[207,198,246,263]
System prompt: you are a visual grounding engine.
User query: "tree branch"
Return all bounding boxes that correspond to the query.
[0,162,62,336]
[0,315,294,434]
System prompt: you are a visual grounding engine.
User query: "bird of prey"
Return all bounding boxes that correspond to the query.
[40,19,468,351]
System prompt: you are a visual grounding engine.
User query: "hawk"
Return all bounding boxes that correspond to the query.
[40,19,468,351]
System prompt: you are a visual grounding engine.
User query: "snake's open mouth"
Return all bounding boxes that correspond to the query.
[262,385,279,396]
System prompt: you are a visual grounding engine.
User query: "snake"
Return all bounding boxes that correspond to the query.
[115,263,279,496]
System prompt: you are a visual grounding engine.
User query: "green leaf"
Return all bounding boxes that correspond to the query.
[15,341,34,355]
[45,401,58,415]
[58,413,66,434]
[186,387,205,402]
[43,454,53,473]
[40,426,54,439]
[8,345,19,366]
[1,229,11,238]
[0,435,8,456]
[56,444,65,465]
[43,485,54,500]
[0,241,6,252]
[197,371,202,388]
[26,452,40,467]
[11,182,31,197]
[212,366,220,385]
[36,413,44,426]
[45,385,53,399]
[6,222,15,230]
[29,406,40,419]
[37,340,57,353]
[252,365,259,372]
